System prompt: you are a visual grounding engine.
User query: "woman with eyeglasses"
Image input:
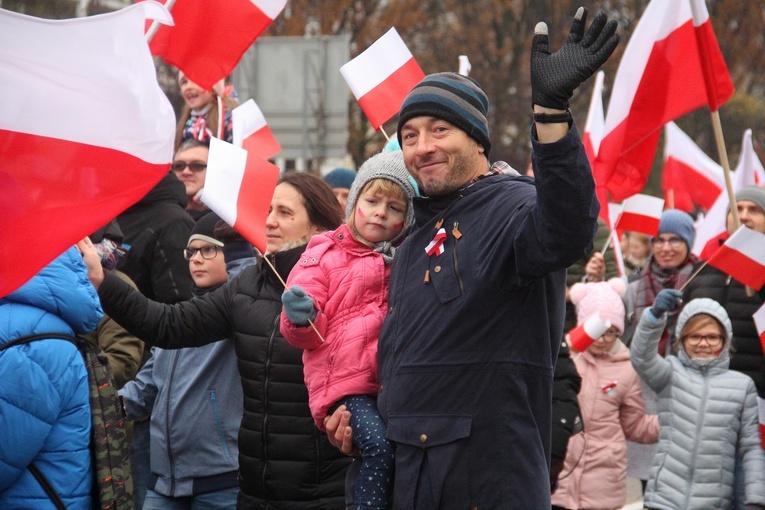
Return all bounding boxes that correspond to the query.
[622,209,700,492]
[119,212,244,509]
[171,139,211,221]
[630,290,765,510]
[77,172,350,509]
[553,279,658,510]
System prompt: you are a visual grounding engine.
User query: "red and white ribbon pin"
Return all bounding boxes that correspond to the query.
[425,228,447,256]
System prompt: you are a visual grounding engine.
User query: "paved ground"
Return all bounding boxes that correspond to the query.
[621,476,644,509]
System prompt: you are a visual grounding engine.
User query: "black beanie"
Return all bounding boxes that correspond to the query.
[397,72,491,156]
[188,212,224,247]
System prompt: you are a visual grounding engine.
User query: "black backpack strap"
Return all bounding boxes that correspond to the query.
[0,333,79,352]
[28,463,67,510]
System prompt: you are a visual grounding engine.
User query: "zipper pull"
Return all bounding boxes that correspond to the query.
[423,269,430,283]
[452,221,462,239]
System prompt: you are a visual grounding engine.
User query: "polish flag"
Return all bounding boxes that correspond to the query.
[232,99,281,161]
[149,0,287,91]
[754,304,765,448]
[568,313,611,352]
[706,226,765,290]
[662,122,724,212]
[582,71,611,223]
[0,3,175,298]
[340,28,425,130]
[693,129,765,257]
[757,397,765,449]
[200,138,279,254]
[614,194,665,236]
[595,0,734,203]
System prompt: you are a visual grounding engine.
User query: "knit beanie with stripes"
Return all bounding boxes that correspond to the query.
[397,72,491,156]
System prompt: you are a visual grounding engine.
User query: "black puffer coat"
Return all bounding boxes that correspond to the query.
[683,264,765,397]
[98,245,349,509]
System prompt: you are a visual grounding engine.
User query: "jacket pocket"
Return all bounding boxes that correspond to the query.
[386,414,472,509]
[210,389,233,460]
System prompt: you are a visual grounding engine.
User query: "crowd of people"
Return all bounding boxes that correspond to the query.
[2,6,765,510]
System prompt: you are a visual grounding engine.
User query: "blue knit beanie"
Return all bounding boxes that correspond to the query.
[658,209,696,249]
[397,72,491,156]
[323,168,357,190]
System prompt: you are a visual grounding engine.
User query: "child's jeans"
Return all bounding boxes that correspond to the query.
[342,394,394,510]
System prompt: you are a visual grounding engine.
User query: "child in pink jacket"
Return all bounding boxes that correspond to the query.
[280,150,415,510]
[552,278,659,510]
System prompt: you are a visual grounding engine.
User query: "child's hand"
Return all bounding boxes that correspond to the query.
[650,289,682,318]
[76,237,105,289]
[281,285,317,326]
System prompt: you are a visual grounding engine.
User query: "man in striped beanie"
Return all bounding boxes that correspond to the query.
[328,7,620,508]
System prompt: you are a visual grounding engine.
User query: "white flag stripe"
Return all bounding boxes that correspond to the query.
[724,227,765,266]
[609,203,623,228]
[232,99,268,147]
[584,70,606,154]
[250,0,286,20]
[758,397,765,429]
[604,0,707,133]
[201,138,247,226]
[664,122,725,187]
[754,303,765,337]
[621,194,665,216]
[0,3,174,163]
[340,28,412,98]
[583,313,610,339]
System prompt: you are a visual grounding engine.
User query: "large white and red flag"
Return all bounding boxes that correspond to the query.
[595,0,734,203]
[706,226,765,290]
[232,99,281,161]
[340,28,425,130]
[693,129,765,256]
[0,3,175,299]
[662,122,724,212]
[582,71,610,223]
[200,138,279,254]
[614,194,665,237]
[148,0,287,91]
[754,303,765,447]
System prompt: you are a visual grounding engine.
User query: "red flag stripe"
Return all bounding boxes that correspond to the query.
[662,157,723,211]
[242,126,282,162]
[356,58,425,130]
[707,239,765,290]
[232,156,279,255]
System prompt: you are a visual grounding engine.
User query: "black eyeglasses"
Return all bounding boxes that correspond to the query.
[171,161,207,173]
[651,236,684,249]
[183,245,219,260]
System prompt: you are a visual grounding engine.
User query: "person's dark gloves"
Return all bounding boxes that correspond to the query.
[531,7,619,110]
[550,455,565,494]
[281,285,317,326]
[650,289,682,318]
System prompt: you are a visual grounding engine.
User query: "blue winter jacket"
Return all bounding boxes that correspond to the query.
[0,247,103,509]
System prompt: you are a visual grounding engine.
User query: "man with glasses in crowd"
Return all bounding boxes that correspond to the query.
[171,139,211,221]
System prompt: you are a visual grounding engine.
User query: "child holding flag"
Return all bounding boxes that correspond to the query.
[280,150,415,510]
[631,289,765,509]
[554,279,658,510]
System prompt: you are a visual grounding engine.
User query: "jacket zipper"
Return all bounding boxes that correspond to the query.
[211,390,232,459]
[167,350,181,494]
[452,221,464,294]
[683,369,710,509]
[261,313,280,500]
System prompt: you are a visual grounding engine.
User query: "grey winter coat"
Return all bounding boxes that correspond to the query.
[630,308,765,509]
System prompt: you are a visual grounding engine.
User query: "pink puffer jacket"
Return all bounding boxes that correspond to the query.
[552,340,658,510]
[280,224,388,430]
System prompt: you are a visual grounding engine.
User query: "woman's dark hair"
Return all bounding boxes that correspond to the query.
[278,172,344,232]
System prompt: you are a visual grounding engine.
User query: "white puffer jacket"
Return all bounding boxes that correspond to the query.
[630,299,765,510]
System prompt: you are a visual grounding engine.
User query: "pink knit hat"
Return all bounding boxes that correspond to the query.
[569,278,627,333]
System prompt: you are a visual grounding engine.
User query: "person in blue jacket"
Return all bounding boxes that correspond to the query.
[0,247,103,509]
[325,8,619,508]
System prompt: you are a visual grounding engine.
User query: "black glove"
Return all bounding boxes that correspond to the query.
[531,7,619,110]
[649,289,682,318]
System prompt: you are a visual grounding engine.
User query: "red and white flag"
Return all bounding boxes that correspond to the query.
[595,0,734,203]
[148,0,287,90]
[568,313,611,352]
[582,71,611,223]
[662,122,724,212]
[707,226,765,290]
[340,28,425,130]
[614,194,665,236]
[693,129,765,256]
[200,138,279,254]
[0,3,175,298]
[232,99,281,161]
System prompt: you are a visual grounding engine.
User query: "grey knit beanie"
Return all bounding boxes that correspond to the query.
[675,297,733,344]
[346,151,415,229]
[734,185,765,215]
[397,72,491,156]
[658,209,696,249]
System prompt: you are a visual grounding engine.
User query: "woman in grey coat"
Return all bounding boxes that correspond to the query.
[630,289,765,510]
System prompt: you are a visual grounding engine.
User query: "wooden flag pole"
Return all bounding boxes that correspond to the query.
[262,254,327,343]
[379,126,391,143]
[145,0,177,44]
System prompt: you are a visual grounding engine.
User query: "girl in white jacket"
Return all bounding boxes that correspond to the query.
[631,290,765,510]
